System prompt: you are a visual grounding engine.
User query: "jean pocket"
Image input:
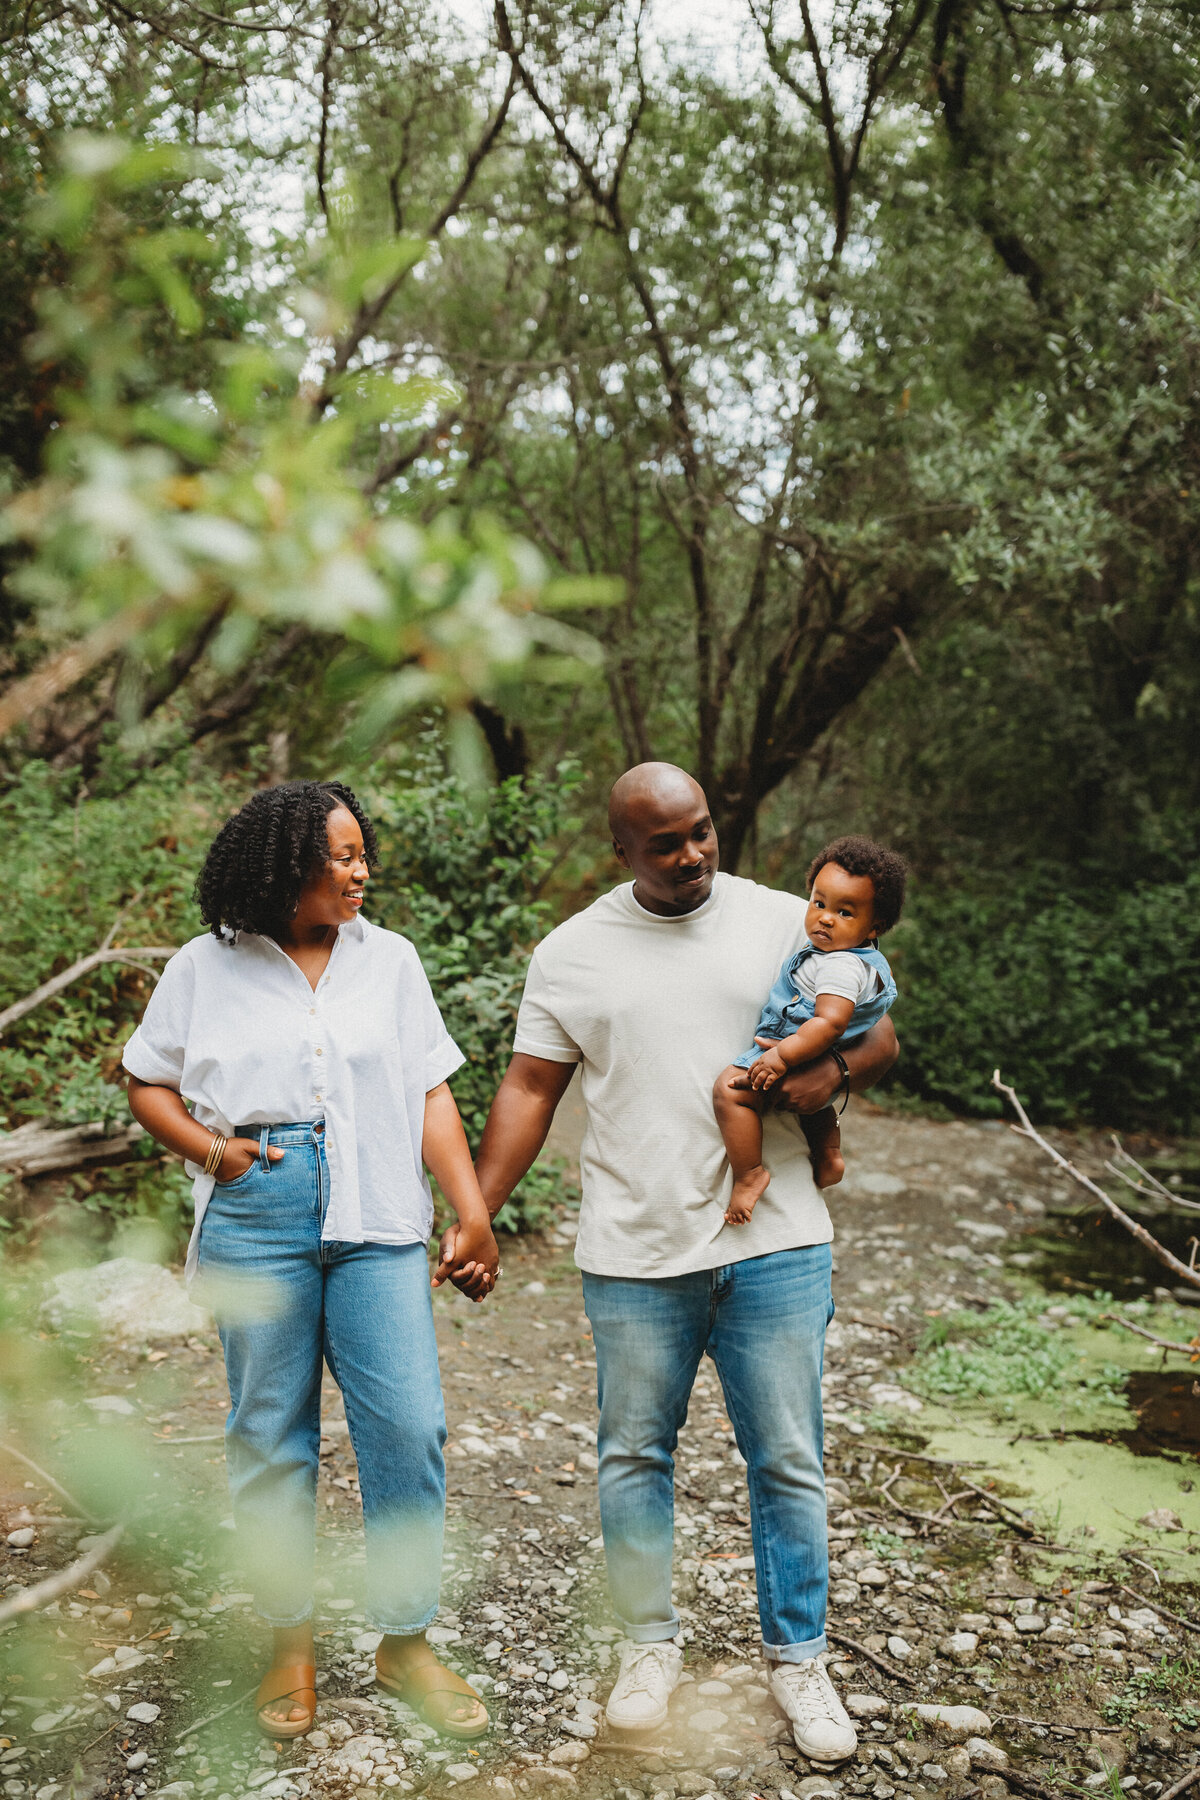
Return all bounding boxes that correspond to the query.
[213,1161,260,1190]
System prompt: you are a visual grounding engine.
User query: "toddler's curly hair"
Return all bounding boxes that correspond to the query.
[195,780,378,940]
[807,834,907,935]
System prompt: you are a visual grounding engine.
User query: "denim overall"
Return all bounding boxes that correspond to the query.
[731,940,897,1068]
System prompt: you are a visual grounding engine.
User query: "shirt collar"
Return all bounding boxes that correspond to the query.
[626,873,721,923]
[247,913,367,957]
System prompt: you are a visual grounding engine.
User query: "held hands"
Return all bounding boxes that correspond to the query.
[432,1213,501,1304]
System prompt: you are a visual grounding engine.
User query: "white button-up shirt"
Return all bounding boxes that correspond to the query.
[122,915,463,1279]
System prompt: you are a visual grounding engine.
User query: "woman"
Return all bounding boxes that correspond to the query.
[124,780,497,1741]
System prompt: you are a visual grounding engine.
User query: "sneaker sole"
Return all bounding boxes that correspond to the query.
[790,1737,858,1765]
[605,1709,670,1733]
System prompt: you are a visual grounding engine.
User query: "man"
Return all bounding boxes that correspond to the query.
[471,764,898,1762]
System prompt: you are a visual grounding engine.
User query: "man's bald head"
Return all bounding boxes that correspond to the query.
[608,762,718,916]
[608,762,707,846]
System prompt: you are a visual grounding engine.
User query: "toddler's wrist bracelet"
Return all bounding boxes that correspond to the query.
[830,1049,851,1115]
[203,1132,228,1177]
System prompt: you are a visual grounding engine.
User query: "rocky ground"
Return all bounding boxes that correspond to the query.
[2,1100,1198,1800]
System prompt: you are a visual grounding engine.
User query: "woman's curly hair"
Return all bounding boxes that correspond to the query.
[195,781,379,940]
[807,834,908,935]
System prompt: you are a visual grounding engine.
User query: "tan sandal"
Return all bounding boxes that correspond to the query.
[255,1658,317,1740]
[376,1646,488,1740]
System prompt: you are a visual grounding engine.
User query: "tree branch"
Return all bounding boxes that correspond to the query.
[0,1525,124,1628]
[318,62,518,407]
[992,1072,1200,1290]
[314,0,342,223]
[1100,1314,1200,1359]
[0,946,176,1038]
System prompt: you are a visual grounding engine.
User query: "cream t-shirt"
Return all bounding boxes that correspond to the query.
[513,872,833,1278]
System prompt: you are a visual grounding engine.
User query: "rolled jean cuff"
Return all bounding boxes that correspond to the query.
[619,1614,681,1645]
[764,1631,827,1664]
[366,1601,439,1638]
[255,1603,314,1629]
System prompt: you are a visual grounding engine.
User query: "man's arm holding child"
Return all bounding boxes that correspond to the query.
[768,1014,898,1114]
[744,994,856,1091]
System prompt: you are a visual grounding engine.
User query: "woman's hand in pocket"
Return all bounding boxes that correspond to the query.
[215,1137,285,1182]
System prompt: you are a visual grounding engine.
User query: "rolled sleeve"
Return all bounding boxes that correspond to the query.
[412,950,467,1091]
[513,952,582,1064]
[121,949,189,1088]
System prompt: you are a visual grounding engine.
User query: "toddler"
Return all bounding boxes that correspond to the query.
[713,835,905,1224]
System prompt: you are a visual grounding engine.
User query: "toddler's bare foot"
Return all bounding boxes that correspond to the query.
[803,1113,843,1189]
[813,1139,844,1188]
[725,1164,770,1224]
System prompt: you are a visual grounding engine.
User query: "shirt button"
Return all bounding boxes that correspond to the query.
[315,1047,323,1056]
[309,1007,316,1016]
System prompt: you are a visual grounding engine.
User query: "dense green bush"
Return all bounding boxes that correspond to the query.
[885,869,1200,1131]
[362,738,584,1229]
[0,758,234,1128]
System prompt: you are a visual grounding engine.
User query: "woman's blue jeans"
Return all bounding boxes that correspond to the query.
[582,1244,833,1663]
[196,1122,445,1632]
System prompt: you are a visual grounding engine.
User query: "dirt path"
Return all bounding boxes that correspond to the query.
[2,1101,1198,1800]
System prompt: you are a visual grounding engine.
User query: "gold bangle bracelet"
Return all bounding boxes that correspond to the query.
[203,1133,228,1178]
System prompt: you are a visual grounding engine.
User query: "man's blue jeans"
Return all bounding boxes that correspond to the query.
[583,1245,833,1663]
[196,1122,446,1632]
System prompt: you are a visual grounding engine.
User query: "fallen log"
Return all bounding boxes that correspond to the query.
[0,1117,145,1178]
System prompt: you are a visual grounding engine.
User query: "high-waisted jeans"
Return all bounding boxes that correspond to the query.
[582,1244,833,1663]
[196,1122,445,1631]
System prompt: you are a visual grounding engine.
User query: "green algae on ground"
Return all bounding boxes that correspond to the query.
[911,1408,1199,1548]
[873,1293,1200,1548]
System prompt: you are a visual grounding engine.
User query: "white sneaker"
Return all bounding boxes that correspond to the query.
[769,1659,858,1762]
[605,1640,684,1731]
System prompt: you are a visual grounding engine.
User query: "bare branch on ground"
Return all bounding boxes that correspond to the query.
[1100,1314,1200,1359]
[992,1072,1200,1291]
[825,1625,917,1686]
[0,1524,123,1626]
[0,1441,103,1522]
[1115,1582,1200,1637]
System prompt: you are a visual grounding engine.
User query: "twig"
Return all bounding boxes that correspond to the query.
[0,945,177,1036]
[956,1475,1039,1539]
[844,1314,905,1337]
[0,1440,102,1522]
[99,893,144,952]
[857,1442,988,1468]
[1115,1582,1200,1636]
[1100,1314,1200,1358]
[78,1720,119,1756]
[175,1682,258,1743]
[992,1714,1122,1734]
[930,1488,974,1525]
[826,1626,917,1686]
[0,1524,124,1626]
[1160,1768,1200,1800]
[992,1073,1200,1291]
[878,1461,941,1528]
[1123,1554,1161,1585]
[1003,1769,1067,1800]
[1107,1138,1200,1215]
